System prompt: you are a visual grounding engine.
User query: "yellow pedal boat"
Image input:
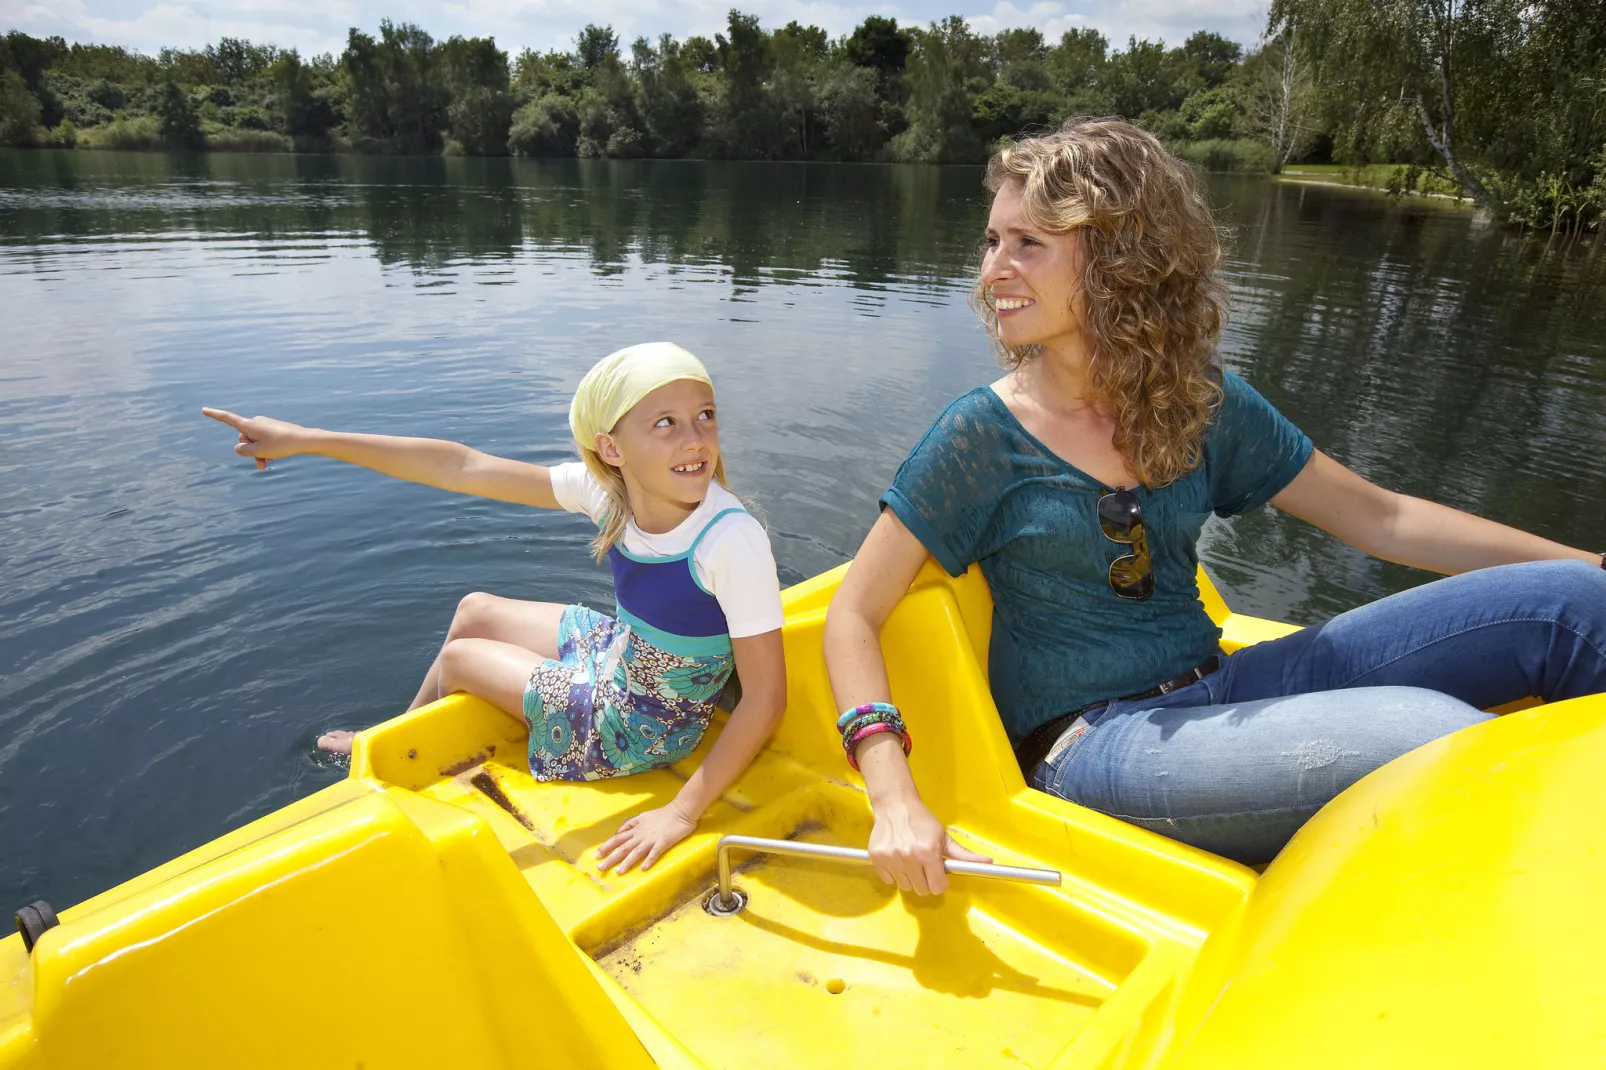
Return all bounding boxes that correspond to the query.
[4,563,1604,1069]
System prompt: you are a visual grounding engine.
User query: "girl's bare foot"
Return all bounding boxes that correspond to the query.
[316,730,356,755]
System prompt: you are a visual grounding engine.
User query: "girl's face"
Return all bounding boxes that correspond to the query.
[597,378,719,510]
[981,180,1085,351]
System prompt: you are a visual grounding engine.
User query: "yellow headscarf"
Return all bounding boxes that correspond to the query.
[568,342,714,452]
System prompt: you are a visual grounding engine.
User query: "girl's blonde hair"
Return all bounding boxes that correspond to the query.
[977,118,1227,488]
[580,445,733,562]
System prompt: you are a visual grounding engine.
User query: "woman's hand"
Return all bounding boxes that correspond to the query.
[867,795,992,896]
[596,802,698,875]
[202,408,313,470]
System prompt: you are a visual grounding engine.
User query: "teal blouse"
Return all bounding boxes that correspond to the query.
[881,371,1313,742]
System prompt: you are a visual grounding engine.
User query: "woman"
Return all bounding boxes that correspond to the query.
[822,119,1606,889]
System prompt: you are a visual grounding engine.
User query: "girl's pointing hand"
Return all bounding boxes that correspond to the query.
[202,407,311,470]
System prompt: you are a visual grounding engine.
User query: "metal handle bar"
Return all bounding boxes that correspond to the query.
[714,834,1060,911]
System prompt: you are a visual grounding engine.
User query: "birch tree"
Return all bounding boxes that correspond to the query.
[1272,0,1512,215]
[1240,22,1316,170]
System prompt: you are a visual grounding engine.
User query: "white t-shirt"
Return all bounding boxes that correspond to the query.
[549,462,784,639]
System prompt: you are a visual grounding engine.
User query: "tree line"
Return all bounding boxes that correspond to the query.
[1,0,1603,230]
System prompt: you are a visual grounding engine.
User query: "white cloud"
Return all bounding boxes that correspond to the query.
[6,0,357,55]
[434,0,897,53]
[1091,0,1264,46]
[963,1,1089,40]
[957,0,1262,45]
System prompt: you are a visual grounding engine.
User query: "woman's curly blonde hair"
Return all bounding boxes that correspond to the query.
[977,118,1227,488]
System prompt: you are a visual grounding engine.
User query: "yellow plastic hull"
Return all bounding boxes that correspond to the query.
[2,564,1601,1068]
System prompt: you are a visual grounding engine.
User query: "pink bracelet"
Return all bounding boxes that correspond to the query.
[846,722,913,771]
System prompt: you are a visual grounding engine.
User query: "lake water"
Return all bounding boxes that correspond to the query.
[3,149,1605,911]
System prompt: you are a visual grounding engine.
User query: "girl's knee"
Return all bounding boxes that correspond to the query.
[450,591,498,636]
[438,637,476,690]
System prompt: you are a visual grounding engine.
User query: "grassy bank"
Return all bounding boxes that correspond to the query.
[1278,163,1469,201]
[66,119,298,153]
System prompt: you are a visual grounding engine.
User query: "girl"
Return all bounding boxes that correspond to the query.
[204,342,787,875]
[823,119,1606,891]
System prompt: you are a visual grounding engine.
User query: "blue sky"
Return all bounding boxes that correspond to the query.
[1,0,1266,61]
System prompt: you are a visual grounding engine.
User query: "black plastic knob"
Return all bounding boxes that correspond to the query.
[15,901,59,952]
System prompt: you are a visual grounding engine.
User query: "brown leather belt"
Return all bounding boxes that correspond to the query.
[1013,654,1221,776]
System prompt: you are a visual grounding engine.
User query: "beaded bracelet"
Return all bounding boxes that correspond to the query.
[845,722,913,772]
[838,703,904,746]
[840,717,906,760]
[839,709,904,742]
[837,702,902,731]
[838,701,913,771]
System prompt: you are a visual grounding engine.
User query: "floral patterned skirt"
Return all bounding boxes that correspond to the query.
[522,604,735,782]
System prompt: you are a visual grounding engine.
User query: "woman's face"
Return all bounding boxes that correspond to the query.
[981,180,1084,352]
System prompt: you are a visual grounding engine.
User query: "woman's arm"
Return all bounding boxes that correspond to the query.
[596,629,787,874]
[202,408,562,509]
[823,510,991,896]
[1270,450,1598,575]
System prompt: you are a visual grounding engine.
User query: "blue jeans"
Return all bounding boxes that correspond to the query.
[1029,560,1606,865]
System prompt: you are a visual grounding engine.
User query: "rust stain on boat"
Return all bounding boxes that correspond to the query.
[469,769,536,831]
[439,743,497,776]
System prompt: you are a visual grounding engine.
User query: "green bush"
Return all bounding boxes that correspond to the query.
[509,91,578,156]
[77,114,164,149]
[41,119,77,147]
[1178,86,1241,142]
[887,121,984,164]
[203,125,292,152]
[1380,164,1464,199]
[87,78,127,110]
[1138,107,1189,143]
[45,73,116,128]
[446,83,512,156]
[814,63,882,160]
[156,79,203,148]
[0,68,43,146]
[1175,138,1276,173]
[1484,157,1606,233]
[886,125,936,163]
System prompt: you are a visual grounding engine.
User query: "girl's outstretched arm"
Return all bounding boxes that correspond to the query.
[201,408,562,509]
[596,629,787,875]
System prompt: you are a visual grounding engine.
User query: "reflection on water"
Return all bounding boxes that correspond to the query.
[2,149,1604,910]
